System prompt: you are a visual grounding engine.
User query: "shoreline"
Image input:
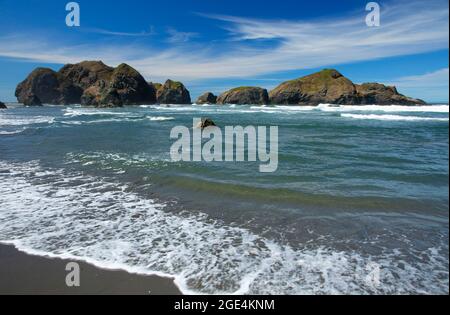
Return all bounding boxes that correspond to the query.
[0,244,182,295]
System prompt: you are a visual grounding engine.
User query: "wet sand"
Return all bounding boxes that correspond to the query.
[0,244,182,295]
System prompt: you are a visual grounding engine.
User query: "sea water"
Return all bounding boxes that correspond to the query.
[0,103,448,294]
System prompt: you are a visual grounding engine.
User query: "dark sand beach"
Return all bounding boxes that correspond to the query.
[0,244,181,295]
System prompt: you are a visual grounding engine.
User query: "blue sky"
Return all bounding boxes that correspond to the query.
[0,0,448,102]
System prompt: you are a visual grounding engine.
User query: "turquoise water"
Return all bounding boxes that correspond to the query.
[0,103,448,294]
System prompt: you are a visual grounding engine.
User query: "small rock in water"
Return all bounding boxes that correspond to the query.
[0,101,7,109]
[196,118,217,129]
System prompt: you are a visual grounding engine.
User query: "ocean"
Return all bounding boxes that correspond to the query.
[0,103,448,294]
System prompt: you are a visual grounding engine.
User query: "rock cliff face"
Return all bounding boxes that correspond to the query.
[269,69,425,105]
[156,80,191,104]
[196,92,217,105]
[217,87,269,105]
[0,101,7,109]
[15,61,192,107]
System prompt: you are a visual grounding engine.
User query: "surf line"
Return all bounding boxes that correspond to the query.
[170,118,279,173]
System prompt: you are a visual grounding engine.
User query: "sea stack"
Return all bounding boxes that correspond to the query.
[156,79,191,104]
[196,92,217,105]
[217,87,269,105]
[81,63,157,107]
[269,69,425,105]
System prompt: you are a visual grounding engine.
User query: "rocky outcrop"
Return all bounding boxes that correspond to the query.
[15,68,60,106]
[15,64,425,107]
[269,69,358,105]
[59,61,114,89]
[15,61,169,107]
[269,69,426,105]
[355,83,425,105]
[0,101,7,109]
[196,92,217,105]
[156,80,191,104]
[217,87,269,105]
[80,63,157,107]
[196,118,217,129]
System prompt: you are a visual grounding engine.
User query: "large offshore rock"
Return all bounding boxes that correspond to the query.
[269,69,358,105]
[217,87,269,105]
[16,61,163,107]
[156,80,191,104]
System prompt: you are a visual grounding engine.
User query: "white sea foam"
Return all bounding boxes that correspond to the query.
[316,104,449,113]
[0,116,55,126]
[266,104,450,113]
[0,160,447,295]
[63,108,130,117]
[147,116,175,121]
[341,114,449,122]
[0,128,26,135]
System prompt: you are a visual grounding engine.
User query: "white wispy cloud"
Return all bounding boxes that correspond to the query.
[387,68,449,89]
[84,26,156,37]
[0,0,447,84]
[166,28,199,43]
[385,68,449,102]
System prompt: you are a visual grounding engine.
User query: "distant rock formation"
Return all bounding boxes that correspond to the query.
[15,64,425,107]
[0,101,7,109]
[196,92,217,105]
[217,87,269,105]
[355,83,426,105]
[15,61,193,107]
[156,79,191,104]
[269,69,425,105]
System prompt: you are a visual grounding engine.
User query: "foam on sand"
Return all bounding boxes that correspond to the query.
[0,160,447,295]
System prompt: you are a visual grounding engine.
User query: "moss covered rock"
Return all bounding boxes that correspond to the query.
[156,79,191,104]
[269,69,358,105]
[217,87,269,105]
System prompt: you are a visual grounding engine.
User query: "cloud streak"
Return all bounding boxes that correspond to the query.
[84,27,156,37]
[385,68,449,101]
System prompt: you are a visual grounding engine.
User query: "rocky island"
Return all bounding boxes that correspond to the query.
[216,87,269,105]
[268,69,425,105]
[16,63,425,107]
[15,61,190,107]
